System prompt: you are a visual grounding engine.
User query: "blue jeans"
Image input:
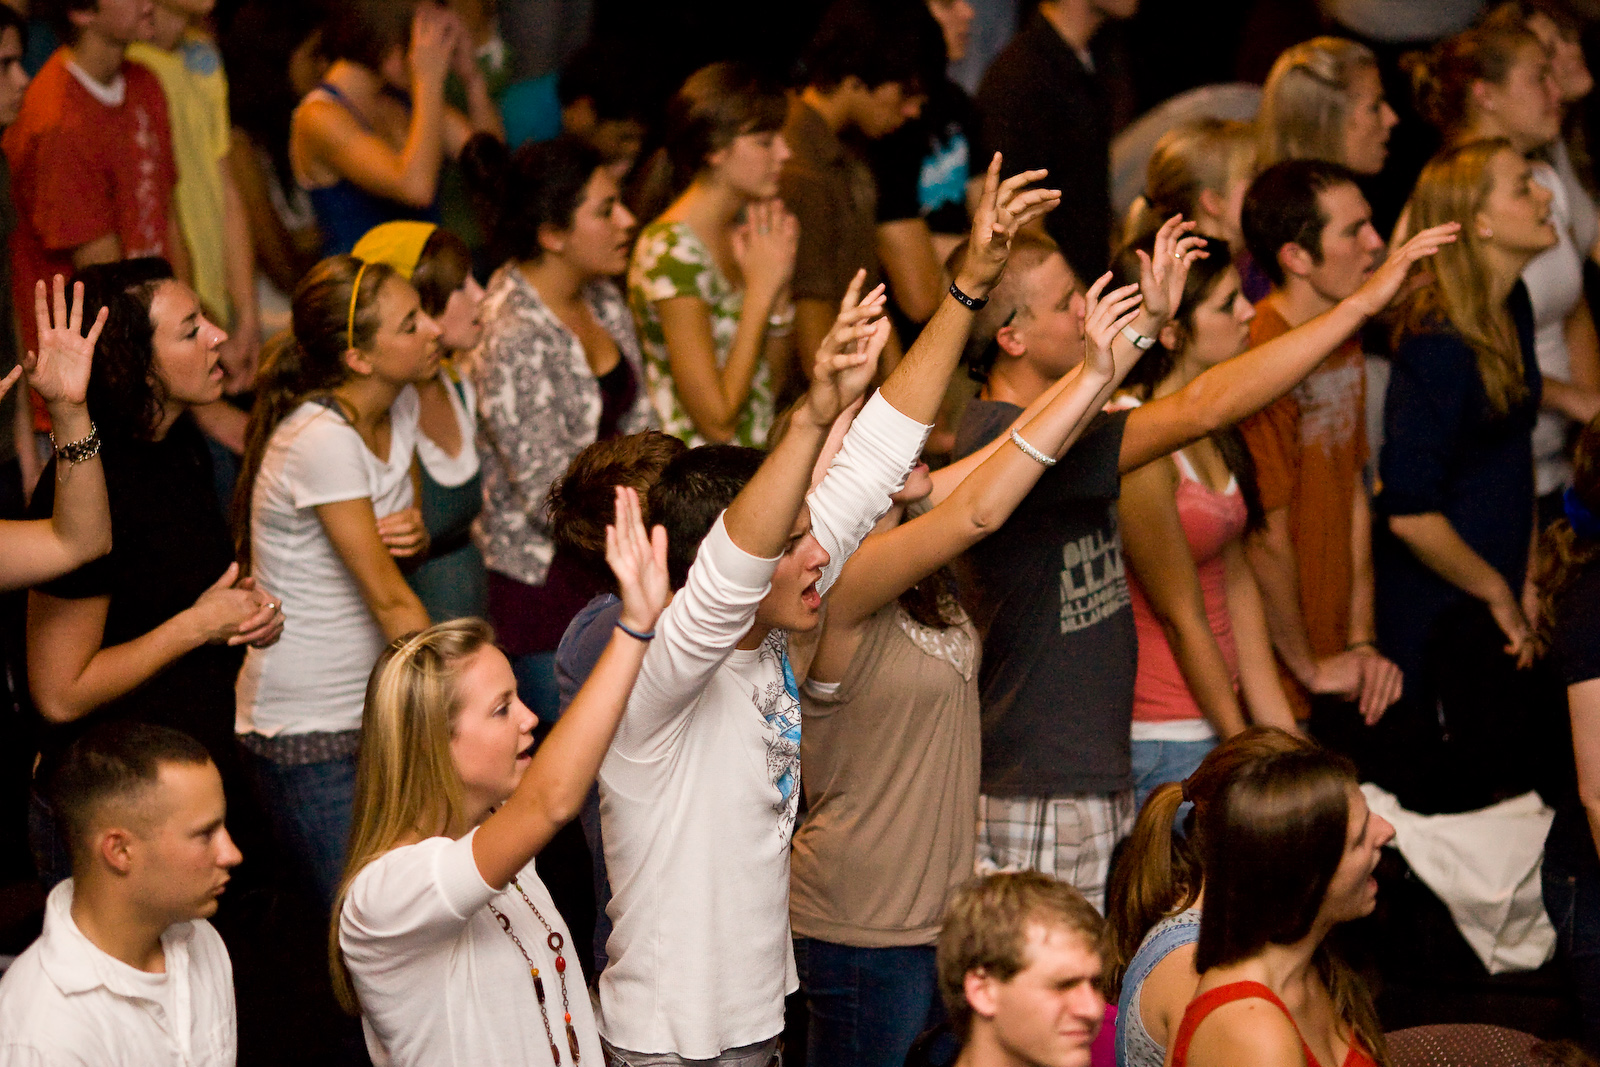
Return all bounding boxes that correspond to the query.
[513,650,561,722]
[243,749,356,911]
[793,937,943,1067]
[1130,736,1216,811]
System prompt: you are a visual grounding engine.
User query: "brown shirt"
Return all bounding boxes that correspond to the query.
[779,98,883,310]
[1238,303,1369,717]
[791,603,981,947]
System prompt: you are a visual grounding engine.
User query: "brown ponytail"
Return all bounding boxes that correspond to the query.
[232,255,396,568]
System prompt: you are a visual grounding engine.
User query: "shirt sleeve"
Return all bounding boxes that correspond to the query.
[282,411,376,509]
[1238,396,1300,513]
[340,833,497,958]
[809,390,932,597]
[779,167,841,305]
[612,514,779,760]
[1378,334,1474,517]
[631,224,708,305]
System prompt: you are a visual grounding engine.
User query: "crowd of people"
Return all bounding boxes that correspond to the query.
[3,0,1600,1066]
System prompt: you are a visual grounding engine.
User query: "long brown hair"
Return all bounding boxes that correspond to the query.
[1197,745,1391,1066]
[1105,727,1312,991]
[1538,416,1600,640]
[233,256,397,568]
[1391,138,1529,416]
[329,619,497,1013]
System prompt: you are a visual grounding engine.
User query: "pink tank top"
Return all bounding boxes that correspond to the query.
[1128,449,1249,723]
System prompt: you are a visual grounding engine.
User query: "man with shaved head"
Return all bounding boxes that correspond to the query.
[0,721,240,1065]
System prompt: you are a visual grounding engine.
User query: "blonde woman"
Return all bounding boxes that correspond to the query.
[1121,119,1256,256]
[1258,37,1398,176]
[1375,138,1555,814]
[333,487,667,1067]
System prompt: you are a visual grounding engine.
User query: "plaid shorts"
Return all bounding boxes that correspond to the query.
[974,791,1137,914]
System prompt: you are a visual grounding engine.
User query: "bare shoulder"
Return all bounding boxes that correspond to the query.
[1185,994,1307,1067]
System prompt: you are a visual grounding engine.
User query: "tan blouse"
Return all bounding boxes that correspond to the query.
[790,602,981,947]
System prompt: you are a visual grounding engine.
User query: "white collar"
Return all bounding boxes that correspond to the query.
[65,59,126,107]
[36,879,193,1001]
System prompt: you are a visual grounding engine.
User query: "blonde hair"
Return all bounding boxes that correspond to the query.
[1122,118,1257,247]
[1394,138,1529,416]
[1258,37,1380,168]
[329,618,498,1013]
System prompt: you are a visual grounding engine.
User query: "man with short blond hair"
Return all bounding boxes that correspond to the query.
[938,871,1108,1067]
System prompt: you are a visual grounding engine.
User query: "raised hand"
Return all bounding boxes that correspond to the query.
[732,199,799,303]
[376,507,431,559]
[606,486,669,636]
[953,153,1062,300]
[27,275,107,413]
[1348,222,1460,318]
[1134,214,1208,325]
[805,270,889,428]
[408,3,456,91]
[1080,273,1144,380]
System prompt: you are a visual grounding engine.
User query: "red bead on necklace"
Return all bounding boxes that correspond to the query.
[487,879,580,1064]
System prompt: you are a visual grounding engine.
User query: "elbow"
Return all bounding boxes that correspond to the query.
[693,418,737,445]
[80,528,112,568]
[394,175,439,209]
[30,686,80,725]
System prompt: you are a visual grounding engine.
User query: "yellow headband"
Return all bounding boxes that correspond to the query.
[346,260,371,352]
[351,221,437,282]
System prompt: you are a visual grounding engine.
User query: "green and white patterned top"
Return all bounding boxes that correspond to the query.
[627,219,773,447]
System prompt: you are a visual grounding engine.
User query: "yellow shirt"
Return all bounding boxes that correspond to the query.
[129,31,231,324]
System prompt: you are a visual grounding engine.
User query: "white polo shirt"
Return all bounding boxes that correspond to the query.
[0,880,235,1066]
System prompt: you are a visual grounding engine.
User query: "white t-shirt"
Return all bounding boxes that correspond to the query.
[0,880,235,1067]
[410,373,480,489]
[340,830,602,1067]
[598,392,929,1058]
[1525,162,1585,496]
[237,391,419,736]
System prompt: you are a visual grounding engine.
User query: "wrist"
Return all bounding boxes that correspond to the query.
[46,403,91,439]
[952,273,992,303]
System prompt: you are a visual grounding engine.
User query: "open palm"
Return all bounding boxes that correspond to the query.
[27,275,107,409]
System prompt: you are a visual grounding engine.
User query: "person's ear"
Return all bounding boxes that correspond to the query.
[67,4,96,33]
[99,827,136,876]
[343,346,375,377]
[964,968,1002,1021]
[537,222,568,257]
[1475,210,1495,240]
[1278,241,1315,280]
[1197,186,1226,224]
[1470,77,1497,116]
[995,321,1027,358]
[1159,320,1183,351]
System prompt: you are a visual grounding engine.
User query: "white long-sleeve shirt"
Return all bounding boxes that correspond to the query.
[597,391,930,1058]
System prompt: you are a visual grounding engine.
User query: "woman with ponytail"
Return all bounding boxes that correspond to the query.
[333,487,668,1067]
[235,254,440,906]
[1169,744,1393,1067]
[1258,37,1398,178]
[1536,416,1600,1052]
[461,134,656,718]
[626,61,797,447]
[1107,235,1300,807]
[1120,119,1256,258]
[1108,726,1310,1067]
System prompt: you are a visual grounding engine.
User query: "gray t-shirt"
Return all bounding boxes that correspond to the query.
[954,401,1135,796]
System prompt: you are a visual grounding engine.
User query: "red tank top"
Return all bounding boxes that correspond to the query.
[1170,981,1379,1067]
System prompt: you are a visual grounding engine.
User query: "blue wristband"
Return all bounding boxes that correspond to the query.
[616,621,656,642]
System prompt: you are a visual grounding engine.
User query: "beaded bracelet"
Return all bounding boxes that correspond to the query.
[617,620,656,642]
[1010,428,1057,467]
[49,422,101,466]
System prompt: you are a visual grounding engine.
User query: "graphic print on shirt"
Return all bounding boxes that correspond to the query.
[753,630,802,842]
[918,125,969,217]
[1060,511,1130,634]
[1294,361,1362,457]
[130,103,167,258]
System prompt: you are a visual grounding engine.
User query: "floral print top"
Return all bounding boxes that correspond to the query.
[627,219,773,447]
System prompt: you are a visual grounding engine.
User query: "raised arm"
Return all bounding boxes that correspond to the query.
[0,278,109,590]
[293,7,453,208]
[1121,223,1460,473]
[820,275,1142,634]
[472,488,666,888]
[877,153,1060,424]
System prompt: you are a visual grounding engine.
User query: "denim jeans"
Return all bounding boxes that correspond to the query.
[1130,736,1216,811]
[1544,854,1600,1055]
[603,1035,780,1067]
[793,936,943,1067]
[243,748,356,911]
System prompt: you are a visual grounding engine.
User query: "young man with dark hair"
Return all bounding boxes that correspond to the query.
[974,0,1137,286]
[597,162,1058,1067]
[937,871,1109,1067]
[1238,160,1405,748]
[0,721,240,1065]
[954,215,1455,911]
[780,0,932,378]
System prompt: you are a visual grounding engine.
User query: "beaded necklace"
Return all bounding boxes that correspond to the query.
[486,879,580,1064]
